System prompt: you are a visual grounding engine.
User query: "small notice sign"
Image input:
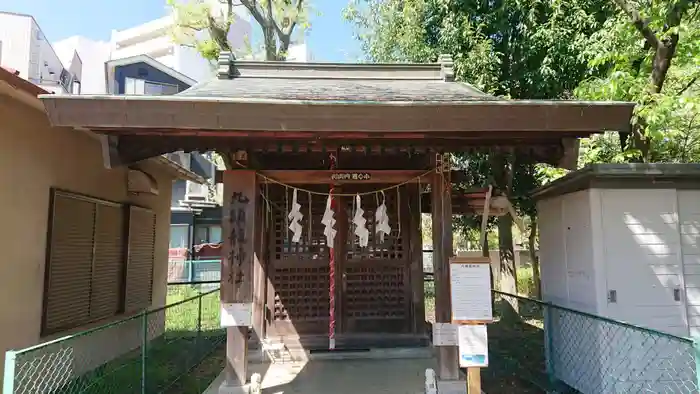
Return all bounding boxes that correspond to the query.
[432,323,458,346]
[220,302,252,327]
[458,325,488,368]
[450,257,493,323]
[330,172,372,181]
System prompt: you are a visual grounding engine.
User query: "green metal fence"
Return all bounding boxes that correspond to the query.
[3,285,224,394]
[167,259,222,284]
[490,290,699,393]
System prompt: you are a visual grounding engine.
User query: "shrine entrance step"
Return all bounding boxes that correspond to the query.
[250,344,432,364]
[204,357,435,394]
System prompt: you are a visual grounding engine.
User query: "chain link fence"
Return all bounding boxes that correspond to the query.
[167,259,222,284]
[491,290,699,393]
[4,286,223,394]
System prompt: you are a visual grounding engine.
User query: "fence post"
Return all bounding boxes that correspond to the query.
[141,310,148,394]
[197,292,203,355]
[543,303,556,391]
[3,350,17,394]
[188,260,194,283]
[694,338,700,391]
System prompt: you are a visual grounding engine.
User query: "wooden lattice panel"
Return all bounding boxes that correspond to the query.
[344,265,407,319]
[271,266,330,322]
[267,185,331,326]
[269,186,330,262]
[345,186,407,261]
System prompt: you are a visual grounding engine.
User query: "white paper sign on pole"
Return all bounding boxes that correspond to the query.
[220,302,252,327]
[458,325,488,368]
[432,323,458,346]
[449,258,493,322]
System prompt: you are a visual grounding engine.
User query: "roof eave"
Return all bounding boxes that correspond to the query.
[532,163,700,200]
[38,95,635,136]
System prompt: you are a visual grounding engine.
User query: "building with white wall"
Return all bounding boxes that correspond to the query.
[534,164,699,393]
[0,12,81,94]
[53,36,110,94]
[108,14,229,84]
[52,4,309,91]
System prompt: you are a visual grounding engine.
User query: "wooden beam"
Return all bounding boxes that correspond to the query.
[431,157,460,381]
[259,170,433,185]
[99,135,122,169]
[221,170,258,387]
[215,170,433,185]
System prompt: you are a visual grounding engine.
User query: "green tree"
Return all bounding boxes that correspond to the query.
[169,0,311,61]
[345,0,611,296]
[575,0,700,162]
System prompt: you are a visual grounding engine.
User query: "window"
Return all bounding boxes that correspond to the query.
[42,191,156,335]
[124,77,179,96]
[124,77,145,95]
[169,224,189,249]
[194,225,222,245]
[124,206,156,312]
[145,80,179,95]
[209,226,222,244]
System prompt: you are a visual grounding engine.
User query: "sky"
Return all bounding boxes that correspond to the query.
[0,0,362,62]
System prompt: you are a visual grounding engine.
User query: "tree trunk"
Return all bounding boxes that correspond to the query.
[262,25,277,60]
[491,153,519,318]
[529,216,541,299]
[482,232,491,286]
[498,213,517,295]
[492,154,517,295]
[483,233,496,312]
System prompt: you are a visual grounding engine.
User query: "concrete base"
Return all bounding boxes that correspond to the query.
[217,384,252,394]
[203,357,433,394]
[251,345,433,363]
[209,373,262,394]
[437,380,468,394]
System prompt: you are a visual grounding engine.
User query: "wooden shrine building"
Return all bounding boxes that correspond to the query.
[39,53,634,391]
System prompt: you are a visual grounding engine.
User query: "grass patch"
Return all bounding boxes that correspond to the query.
[14,286,225,394]
[517,266,538,297]
[424,279,435,323]
[482,297,548,393]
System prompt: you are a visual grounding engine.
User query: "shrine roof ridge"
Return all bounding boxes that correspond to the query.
[215,51,455,81]
[175,51,482,102]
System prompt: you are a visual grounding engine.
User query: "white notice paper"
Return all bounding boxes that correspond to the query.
[432,323,458,346]
[220,303,252,327]
[450,262,492,322]
[458,325,488,368]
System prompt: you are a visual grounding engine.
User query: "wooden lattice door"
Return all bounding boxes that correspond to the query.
[266,185,331,336]
[340,185,412,334]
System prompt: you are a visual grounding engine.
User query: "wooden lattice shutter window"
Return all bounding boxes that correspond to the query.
[124,206,156,312]
[44,192,96,333]
[89,204,125,320]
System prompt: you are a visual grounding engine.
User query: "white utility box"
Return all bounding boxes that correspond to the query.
[534,164,699,393]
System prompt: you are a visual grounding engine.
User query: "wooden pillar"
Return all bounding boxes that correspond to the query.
[431,157,460,380]
[221,170,258,388]
[409,184,426,334]
[251,189,267,343]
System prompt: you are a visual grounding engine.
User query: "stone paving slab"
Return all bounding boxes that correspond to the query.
[206,357,437,394]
